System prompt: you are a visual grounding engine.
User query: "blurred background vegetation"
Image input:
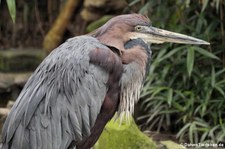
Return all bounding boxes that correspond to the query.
[0,0,224,145]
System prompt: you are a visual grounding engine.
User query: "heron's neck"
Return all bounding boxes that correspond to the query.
[125,38,152,75]
[122,39,151,71]
[117,39,152,121]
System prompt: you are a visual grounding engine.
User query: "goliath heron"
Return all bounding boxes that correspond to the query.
[1,14,209,149]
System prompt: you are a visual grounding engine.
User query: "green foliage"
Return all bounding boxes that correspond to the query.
[130,0,225,144]
[86,15,113,32]
[6,0,16,23]
[187,47,194,76]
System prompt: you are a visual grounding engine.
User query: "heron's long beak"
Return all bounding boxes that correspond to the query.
[133,26,210,45]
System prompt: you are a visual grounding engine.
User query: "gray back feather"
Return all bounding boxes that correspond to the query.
[1,36,109,149]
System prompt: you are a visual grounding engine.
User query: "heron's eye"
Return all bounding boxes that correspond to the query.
[135,26,143,31]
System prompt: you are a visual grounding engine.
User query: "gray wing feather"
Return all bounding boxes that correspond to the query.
[1,36,109,149]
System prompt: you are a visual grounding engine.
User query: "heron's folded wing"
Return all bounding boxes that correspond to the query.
[1,36,116,149]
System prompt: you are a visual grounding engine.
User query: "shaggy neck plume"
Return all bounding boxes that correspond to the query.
[118,38,152,121]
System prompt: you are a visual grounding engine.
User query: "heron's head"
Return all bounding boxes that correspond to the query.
[91,14,209,50]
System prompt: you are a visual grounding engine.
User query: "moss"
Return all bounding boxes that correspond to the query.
[94,115,157,149]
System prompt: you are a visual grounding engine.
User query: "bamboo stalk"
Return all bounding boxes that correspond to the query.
[43,0,81,53]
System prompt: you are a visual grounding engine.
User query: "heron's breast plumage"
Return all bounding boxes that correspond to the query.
[118,38,152,120]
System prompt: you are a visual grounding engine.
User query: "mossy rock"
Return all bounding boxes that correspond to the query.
[94,115,157,149]
[0,49,46,72]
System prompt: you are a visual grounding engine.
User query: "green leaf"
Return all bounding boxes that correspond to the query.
[200,131,209,142]
[150,86,168,99]
[6,0,16,23]
[172,102,185,112]
[167,88,173,107]
[160,46,186,61]
[87,15,113,32]
[189,122,196,143]
[214,86,225,97]
[139,2,150,14]
[129,0,140,6]
[194,118,210,128]
[211,66,215,88]
[194,47,220,60]
[215,68,225,77]
[216,0,220,12]
[177,123,191,139]
[187,47,195,77]
[201,0,209,12]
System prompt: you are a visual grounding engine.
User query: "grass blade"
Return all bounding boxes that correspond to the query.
[211,66,215,88]
[194,47,220,60]
[187,47,195,77]
[6,0,16,23]
[167,88,173,107]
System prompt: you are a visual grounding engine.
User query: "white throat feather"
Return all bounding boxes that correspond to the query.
[117,61,146,122]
